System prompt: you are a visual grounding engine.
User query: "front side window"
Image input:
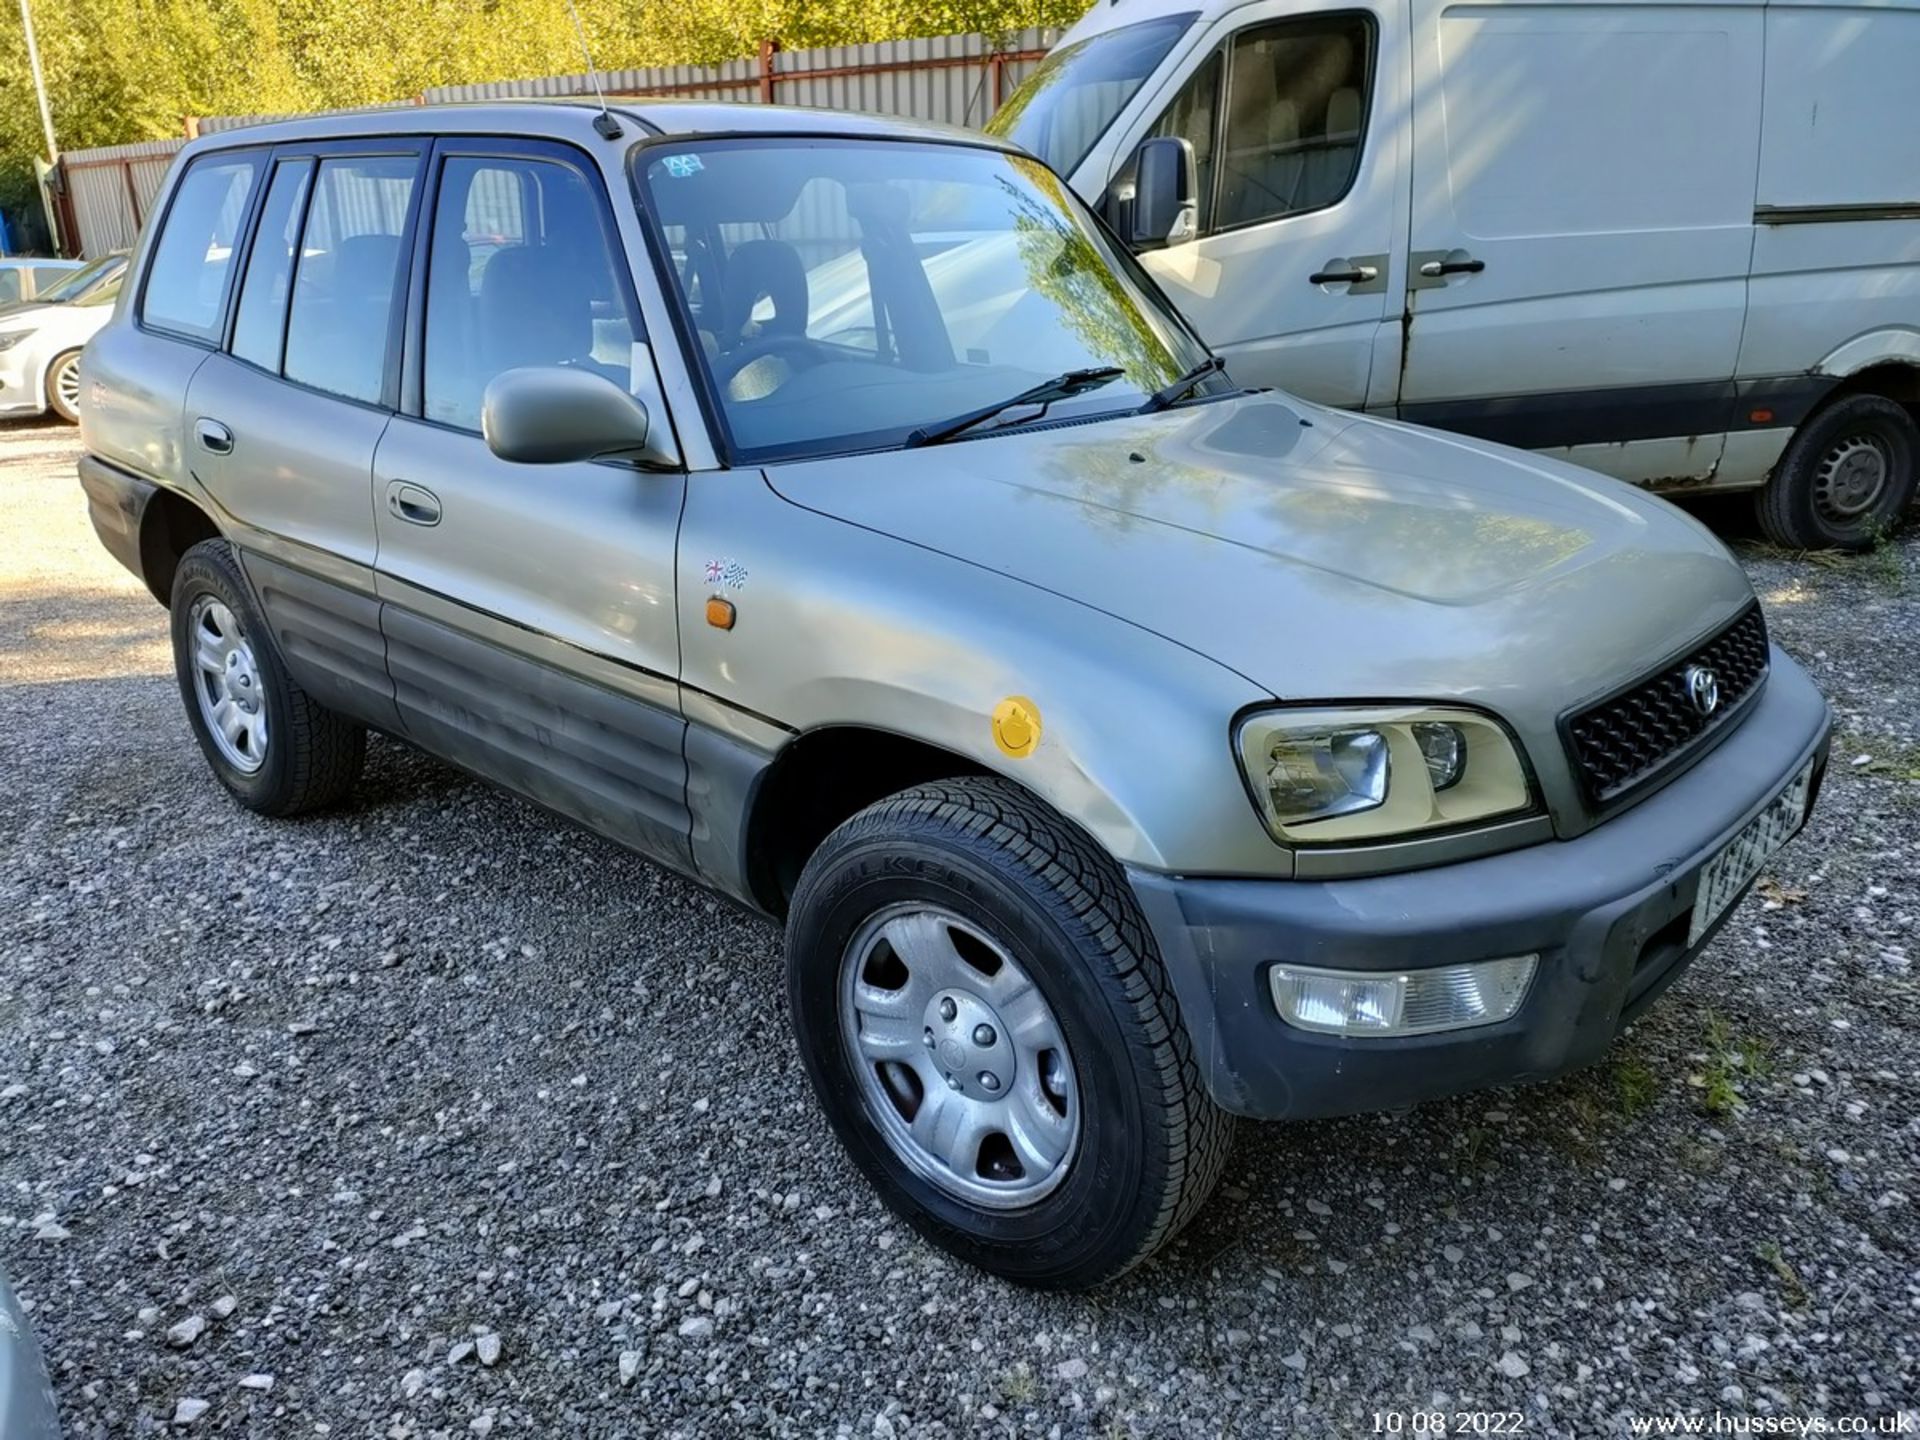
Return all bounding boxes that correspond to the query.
[283,155,418,405]
[423,155,636,432]
[638,139,1214,461]
[0,271,21,305]
[987,14,1197,178]
[1145,49,1225,234]
[1214,14,1374,231]
[142,154,261,340]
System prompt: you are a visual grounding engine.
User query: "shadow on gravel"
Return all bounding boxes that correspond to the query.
[0,585,170,685]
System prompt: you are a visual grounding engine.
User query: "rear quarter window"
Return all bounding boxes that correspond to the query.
[142,154,262,342]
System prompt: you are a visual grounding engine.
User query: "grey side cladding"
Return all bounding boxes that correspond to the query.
[238,553,402,732]
[382,606,694,873]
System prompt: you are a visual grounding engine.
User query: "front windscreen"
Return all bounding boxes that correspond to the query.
[985,14,1197,178]
[36,255,118,304]
[636,138,1213,462]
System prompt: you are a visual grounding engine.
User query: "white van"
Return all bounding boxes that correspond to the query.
[987,0,1920,549]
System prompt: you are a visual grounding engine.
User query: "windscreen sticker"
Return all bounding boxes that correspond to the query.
[661,154,705,178]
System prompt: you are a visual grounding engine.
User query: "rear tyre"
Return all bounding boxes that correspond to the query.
[169,539,365,816]
[46,349,82,424]
[1756,392,1918,550]
[786,777,1232,1289]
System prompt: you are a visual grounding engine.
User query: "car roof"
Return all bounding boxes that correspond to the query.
[180,98,1018,157]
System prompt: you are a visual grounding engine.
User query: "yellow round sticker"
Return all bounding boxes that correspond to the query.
[992,696,1042,758]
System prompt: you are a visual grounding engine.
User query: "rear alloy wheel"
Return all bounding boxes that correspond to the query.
[170,539,366,815]
[46,350,82,424]
[787,777,1232,1289]
[1757,392,1918,550]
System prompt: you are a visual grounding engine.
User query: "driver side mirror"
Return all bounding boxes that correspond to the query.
[481,367,680,469]
[1128,136,1199,251]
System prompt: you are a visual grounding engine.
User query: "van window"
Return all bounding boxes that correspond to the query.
[423,156,636,432]
[283,156,419,405]
[141,155,261,341]
[1145,50,1224,234]
[1145,13,1374,236]
[231,159,314,371]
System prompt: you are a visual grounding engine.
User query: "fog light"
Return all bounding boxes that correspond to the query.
[1269,955,1537,1037]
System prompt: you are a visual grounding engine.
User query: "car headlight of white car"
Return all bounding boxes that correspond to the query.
[0,329,34,352]
[1235,704,1535,843]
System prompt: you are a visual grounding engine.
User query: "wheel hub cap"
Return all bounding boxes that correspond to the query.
[188,596,269,774]
[840,904,1079,1209]
[1813,433,1889,520]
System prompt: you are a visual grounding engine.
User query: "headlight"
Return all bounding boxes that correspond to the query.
[0,330,34,352]
[1235,705,1534,844]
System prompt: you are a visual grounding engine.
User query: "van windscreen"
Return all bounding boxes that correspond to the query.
[986,14,1197,179]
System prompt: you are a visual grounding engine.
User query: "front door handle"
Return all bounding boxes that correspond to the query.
[194,418,233,455]
[1418,256,1486,278]
[1307,253,1388,293]
[386,481,442,527]
[1309,264,1379,286]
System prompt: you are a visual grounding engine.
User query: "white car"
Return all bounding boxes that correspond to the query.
[0,253,126,423]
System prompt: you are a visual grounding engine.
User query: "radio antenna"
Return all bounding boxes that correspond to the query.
[564,0,623,139]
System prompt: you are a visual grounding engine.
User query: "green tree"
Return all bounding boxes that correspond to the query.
[0,0,1089,224]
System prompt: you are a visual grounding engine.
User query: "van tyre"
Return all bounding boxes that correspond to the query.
[1757,392,1918,550]
[46,349,82,424]
[170,539,365,816]
[786,776,1232,1289]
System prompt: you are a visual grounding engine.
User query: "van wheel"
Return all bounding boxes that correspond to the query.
[1756,393,1918,550]
[46,350,82,424]
[786,777,1232,1290]
[170,539,365,816]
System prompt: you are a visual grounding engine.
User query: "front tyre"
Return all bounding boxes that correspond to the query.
[46,349,82,424]
[170,539,365,816]
[787,777,1232,1289]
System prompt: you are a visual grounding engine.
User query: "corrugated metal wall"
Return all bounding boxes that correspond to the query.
[55,27,1059,259]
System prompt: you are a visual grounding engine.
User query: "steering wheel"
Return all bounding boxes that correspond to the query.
[715,333,826,397]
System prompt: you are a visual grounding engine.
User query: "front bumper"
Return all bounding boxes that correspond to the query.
[1130,648,1831,1119]
[0,353,43,414]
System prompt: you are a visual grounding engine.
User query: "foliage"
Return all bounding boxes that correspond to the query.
[0,0,1089,216]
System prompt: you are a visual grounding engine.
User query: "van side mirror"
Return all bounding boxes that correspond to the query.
[481,367,679,469]
[1128,136,1199,251]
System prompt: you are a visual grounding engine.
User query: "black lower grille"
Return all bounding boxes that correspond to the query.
[1565,606,1770,805]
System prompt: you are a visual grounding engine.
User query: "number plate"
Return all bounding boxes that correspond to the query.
[1688,761,1813,946]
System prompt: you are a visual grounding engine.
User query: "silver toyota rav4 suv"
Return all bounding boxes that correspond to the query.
[79,101,1831,1289]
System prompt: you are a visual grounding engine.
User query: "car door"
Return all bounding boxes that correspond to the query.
[1394,0,1763,481]
[183,140,427,731]
[371,137,693,873]
[1111,3,1404,408]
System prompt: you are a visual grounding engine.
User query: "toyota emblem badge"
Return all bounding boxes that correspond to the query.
[1684,664,1721,717]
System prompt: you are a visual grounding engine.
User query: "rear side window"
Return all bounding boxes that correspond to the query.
[422,155,635,431]
[0,272,21,305]
[231,159,314,371]
[142,154,261,341]
[283,156,419,405]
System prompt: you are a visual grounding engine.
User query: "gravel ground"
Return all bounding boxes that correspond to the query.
[1,415,1915,1438]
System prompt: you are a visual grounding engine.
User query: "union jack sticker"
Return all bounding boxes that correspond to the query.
[705,558,748,591]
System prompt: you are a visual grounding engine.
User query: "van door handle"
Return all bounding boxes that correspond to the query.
[194,418,234,455]
[386,481,442,527]
[1309,263,1379,286]
[1417,256,1485,278]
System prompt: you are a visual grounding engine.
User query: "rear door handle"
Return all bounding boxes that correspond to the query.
[385,481,442,527]
[1418,257,1485,278]
[194,418,233,455]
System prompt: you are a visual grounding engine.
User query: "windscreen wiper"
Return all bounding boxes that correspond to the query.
[904,366,1126,448]
[1137,355,1228,414]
